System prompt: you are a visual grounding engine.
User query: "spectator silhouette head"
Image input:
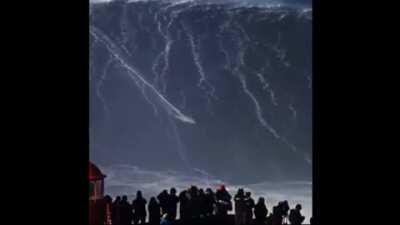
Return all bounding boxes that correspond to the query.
[245,192,251,197]
[170,188,177,195]
[257,197,265,204]
[122,195,128,202]
[115,196,121,202]
[295,204,302,211]
[198,189,206,200]
[137,190,143,199]
[281,200,290,216]
[190,185,198,194]
[149,197,157,204]
[104,195,112,204]
[206,188,213,194]
[237,188,244,196]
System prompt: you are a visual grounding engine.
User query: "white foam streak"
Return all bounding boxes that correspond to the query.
[152,5,186,94]
[168,116,191,168]
[96,56,114,116]
[182,22,217,113]
[307,74,312,89]
[256,72,278,106]
[218,36,232,70]
[90,25,196,124]
[288,103,297,120]
[273,32,291,67]
[237,72,280,139]
[160,39,172,93]
[234,23,299,154]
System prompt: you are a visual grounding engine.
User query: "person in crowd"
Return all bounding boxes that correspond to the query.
[254,197,268,225]
[119,195,132,225]
[269,201,291,225]
[244,192,255,225]
[112,196,121,225]
[95,194,108,225]
[234,188,247,225]
[215,185,232,225]
[132,191,147,224]
[148,197,161,225]
[103,195,113,225]
[289,204,305,225]
[198,188,207,218]
[129,199,135,225]
[157,190,169,215]
[101,186,309,225]
[204,188,216,217]
[188,185,201,219]
[270,202,282,225]
[215,185,232,215]
[166,187,179,221]
[179,189,190,222]
[281,201,290,224]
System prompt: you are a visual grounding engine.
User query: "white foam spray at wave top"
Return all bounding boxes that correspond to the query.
[90,0,312,10]
[101,164,312,222]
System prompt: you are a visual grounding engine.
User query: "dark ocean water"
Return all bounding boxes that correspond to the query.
[90,0,311,189]
[90,0,312,220]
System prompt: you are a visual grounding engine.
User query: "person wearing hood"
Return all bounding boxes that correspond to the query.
[148,197,161,225]
[254,197,268,225]
[166,187,179,221]
[234,188,246,225]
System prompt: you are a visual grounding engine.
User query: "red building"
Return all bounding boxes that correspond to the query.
[89,161,107,225]
[89,161,106,200]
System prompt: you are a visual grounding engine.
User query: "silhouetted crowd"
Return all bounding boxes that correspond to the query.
[96,185,309,225]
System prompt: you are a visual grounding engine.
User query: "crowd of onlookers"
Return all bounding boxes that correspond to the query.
[94,185,310,225]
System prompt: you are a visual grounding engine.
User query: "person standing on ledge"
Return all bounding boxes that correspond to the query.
[244,192,255,225]
[254,197,268,225]
[132,191,147,225]
[166,188,179,221]
[119,195,131,225]
[148,197,161,225]
[157,190,169,216]
[289,204,305,225]
[204,188,216,217]
[234,188,246,225]
[215,185,232,225]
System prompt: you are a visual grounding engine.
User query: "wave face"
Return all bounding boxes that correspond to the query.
[90,0,312,184]
[90,0,312,8]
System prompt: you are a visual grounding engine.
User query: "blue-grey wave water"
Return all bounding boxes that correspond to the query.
[90,0,312,219]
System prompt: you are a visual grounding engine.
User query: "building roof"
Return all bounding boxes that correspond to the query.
[89,161,106,181]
